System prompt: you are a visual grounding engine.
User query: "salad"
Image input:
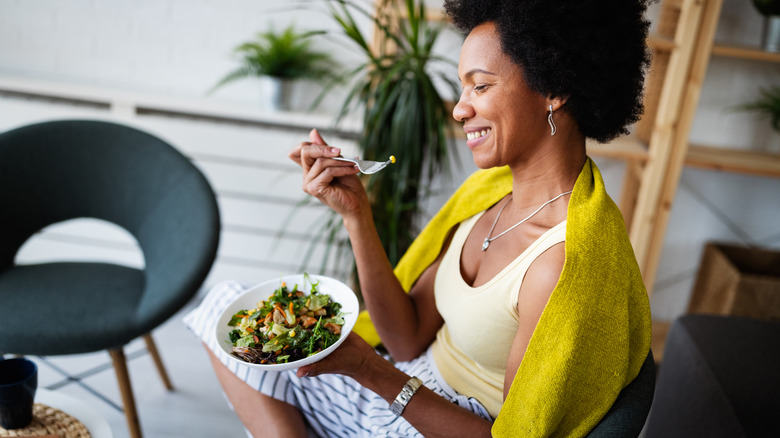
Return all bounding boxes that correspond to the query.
[227,275,345,365]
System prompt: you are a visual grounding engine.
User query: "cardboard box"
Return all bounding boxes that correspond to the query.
[688,242,780,321]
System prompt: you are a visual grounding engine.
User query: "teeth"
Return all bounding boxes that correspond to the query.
[466,128,491,141]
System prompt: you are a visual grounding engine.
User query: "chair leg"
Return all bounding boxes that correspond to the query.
[143,333,174,390]
[109,348,143,438]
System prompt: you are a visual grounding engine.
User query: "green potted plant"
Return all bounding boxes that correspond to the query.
[210,25,335,111]
[751,0,780,52]
[735,85,780,133]
[297,0,460,278]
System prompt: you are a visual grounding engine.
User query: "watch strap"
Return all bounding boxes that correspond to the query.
[389,376,423,416]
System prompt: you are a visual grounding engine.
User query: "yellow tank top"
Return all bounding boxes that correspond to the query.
[431,210,566,418]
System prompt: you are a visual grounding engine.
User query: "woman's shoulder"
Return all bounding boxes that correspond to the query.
[520,240,565,301]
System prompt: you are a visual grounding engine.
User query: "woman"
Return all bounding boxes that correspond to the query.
[185,0,653,436]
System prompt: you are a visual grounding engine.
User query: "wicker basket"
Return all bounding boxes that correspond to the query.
[0,403,90,438]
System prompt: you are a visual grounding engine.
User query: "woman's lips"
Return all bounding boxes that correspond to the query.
[465,128,491,149]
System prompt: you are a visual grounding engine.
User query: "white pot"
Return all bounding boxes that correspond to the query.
[258,76,293,111]
[762,15,780,53]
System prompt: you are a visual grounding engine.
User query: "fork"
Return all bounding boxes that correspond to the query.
[333,156,396,174]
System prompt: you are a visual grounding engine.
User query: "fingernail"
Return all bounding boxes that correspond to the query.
[330,147,340,155]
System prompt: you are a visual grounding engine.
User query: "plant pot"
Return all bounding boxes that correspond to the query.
[259,76,293,111]
[762,15,780,53]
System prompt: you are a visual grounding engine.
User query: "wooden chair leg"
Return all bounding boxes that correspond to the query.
[143,333,173,390]
[109,348,143,438]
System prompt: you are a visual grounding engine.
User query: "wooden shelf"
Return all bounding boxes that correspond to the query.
[648,35,677,52]
[685,144,780,178]
[588,136,780,179]
[711,43,780,63]
[665,0,684,9]
[652,319,671,363]
[586,135,649,162]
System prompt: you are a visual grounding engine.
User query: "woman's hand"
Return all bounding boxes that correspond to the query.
[296,332,494,438]
[289,129,369,219]
[296,332,379,379]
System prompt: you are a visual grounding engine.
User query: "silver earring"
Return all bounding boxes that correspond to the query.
[548,105,557,136]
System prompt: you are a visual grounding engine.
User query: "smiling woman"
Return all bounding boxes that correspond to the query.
[184,0,654,437]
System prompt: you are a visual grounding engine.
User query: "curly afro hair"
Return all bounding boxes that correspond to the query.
[444,0,652,143]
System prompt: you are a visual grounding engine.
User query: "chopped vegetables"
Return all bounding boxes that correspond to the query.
[227,274,345,365]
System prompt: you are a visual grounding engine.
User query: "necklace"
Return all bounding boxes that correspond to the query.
[481,190,573,251]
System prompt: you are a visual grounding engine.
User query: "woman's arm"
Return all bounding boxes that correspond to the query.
[503,242,565,398]
[289,130,444,361]
[345,210,449,361]
[298,332,493,438]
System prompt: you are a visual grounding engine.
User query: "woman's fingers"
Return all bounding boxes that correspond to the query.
[296,333,375,378]
[288,141,304,166]
[289,129,330,166]
[302,144,339,173]
[309,128,327,145]
[288,128,364,215]
[301,161,358,197]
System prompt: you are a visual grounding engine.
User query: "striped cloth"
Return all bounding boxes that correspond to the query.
[183,280,492,438]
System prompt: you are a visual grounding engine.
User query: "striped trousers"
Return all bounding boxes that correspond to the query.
[183,280,492,438]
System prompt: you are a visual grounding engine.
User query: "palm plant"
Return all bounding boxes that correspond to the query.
[302,0,460,275]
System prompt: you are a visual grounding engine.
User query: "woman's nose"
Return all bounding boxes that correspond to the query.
[452,91,473,122]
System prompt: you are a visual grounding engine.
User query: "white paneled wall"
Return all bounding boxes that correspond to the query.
[1,101,370,283]
[1,0,779,323]
[0,0,364,113]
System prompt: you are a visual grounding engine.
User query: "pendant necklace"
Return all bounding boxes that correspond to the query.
[481,190,573,251]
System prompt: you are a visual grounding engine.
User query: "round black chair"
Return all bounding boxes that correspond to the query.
[0,119,220,438]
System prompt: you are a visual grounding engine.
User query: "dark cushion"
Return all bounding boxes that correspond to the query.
[0,263,145,354]
[644,314,780,438]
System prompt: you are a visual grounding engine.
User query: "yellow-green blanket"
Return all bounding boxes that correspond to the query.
[353,158,652,436]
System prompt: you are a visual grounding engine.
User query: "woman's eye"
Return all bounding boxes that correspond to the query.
[474,84,489,93]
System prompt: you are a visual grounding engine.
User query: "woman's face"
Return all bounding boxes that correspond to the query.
[453,22,550,169]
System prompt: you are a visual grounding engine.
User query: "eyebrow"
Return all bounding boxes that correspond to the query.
[460,68,497,82]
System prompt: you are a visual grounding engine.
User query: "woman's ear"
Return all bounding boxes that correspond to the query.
[547,96,569,112]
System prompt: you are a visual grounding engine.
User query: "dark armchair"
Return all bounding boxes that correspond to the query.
[587,350,656,437]
[644,315,780,438]
[0,119,220,438]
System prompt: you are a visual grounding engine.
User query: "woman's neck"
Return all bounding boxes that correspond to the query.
[507,133,586,210]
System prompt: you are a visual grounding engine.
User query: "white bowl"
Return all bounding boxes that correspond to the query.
[215,274,359,372]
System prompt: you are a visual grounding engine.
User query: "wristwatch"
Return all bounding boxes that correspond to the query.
[389,376,423,416]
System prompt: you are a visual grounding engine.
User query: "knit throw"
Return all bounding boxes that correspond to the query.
[353,158,652,436]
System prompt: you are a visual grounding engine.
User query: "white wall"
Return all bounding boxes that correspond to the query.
[1,0,778,322]
[0,0,364,112]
